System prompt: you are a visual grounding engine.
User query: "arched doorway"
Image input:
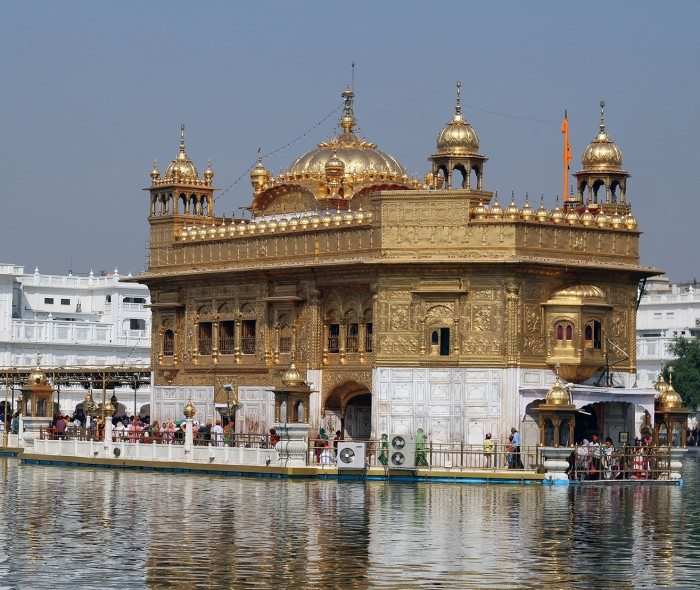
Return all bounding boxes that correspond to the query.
[324,381,372,441]
[344,393,372,440]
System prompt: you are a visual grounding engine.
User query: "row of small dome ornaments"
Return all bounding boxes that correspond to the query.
[176,207,374,241]
[175,196,637,242]
[474,194,638,229]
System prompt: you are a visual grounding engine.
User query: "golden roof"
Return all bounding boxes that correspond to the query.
[581,101,624,172]
[27,365,48,387]
[660,382,684,409]
[285,87,407,181]
[548,284,608,304]
[164,124,199,182]
[434,81,479,156]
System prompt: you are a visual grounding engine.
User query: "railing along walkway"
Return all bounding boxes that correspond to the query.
[571,444,674,481]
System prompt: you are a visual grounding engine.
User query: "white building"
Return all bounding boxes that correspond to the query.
[636,275,700,390]
[0,264,152,416]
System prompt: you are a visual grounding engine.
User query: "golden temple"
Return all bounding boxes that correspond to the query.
[133,84,659,445]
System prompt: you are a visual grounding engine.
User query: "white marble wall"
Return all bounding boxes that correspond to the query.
[152,386,214,425]
[235,385,274,434]
[372,368,509,444]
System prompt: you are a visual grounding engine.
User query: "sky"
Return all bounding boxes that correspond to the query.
[0,1,698,281]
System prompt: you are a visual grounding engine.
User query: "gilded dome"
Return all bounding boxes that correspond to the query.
[164,125,199,182]
[549,284,607,303]
[581,101,623,172]
[28,366,48,387]
[285,87,407,181]
[281,363,303,387]
[546,379,571,406]
[435,81,479,155]
[660,382,683,409]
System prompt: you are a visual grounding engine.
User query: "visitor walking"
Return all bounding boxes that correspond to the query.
[510,427,524,469]
[483,433,494,468]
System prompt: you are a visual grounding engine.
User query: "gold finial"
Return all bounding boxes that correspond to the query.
[668,365,673,386]
[204,157,214,181]
[341,86,356,134]
[183,398,196,419]
[455,80,462,116]
[599,100,606,132]
[180,123,186,153]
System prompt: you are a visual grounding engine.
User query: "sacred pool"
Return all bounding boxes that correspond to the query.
[0,456,697,589]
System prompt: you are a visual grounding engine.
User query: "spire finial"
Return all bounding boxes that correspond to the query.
[455,80,462,116]
[341,85,356,133]
[179,123,186,153]
[599,100,606,132]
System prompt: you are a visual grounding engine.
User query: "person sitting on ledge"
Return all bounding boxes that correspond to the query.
[269,427,280,447]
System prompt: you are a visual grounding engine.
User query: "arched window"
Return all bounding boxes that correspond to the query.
[584,319,602,349]
[544,419,554,446]
[565,325,573,341]
[163,330,174,356]
[556,324,564,341]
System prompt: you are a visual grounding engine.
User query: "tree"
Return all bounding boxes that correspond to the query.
[664,336,700,409]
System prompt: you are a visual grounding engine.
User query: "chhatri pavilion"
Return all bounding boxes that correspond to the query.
[133,84,660,446]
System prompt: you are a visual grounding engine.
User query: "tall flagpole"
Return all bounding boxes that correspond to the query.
[562,110,571,206]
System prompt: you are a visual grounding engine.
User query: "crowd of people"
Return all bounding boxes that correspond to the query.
[572,433,660,480]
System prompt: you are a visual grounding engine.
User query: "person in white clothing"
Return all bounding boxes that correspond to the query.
[211,420,224,447]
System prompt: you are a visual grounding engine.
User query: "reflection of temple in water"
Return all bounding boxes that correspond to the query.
[134,84,660,447]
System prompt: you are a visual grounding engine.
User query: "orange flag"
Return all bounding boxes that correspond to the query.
[562,110,571,202]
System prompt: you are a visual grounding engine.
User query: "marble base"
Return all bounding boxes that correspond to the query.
[274,422,309,467]
[540,447,573,484]
[22,417,52,448]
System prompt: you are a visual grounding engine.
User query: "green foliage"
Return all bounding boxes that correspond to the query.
[664,336,700,409]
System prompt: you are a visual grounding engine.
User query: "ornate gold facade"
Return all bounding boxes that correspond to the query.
[132,85,658,438]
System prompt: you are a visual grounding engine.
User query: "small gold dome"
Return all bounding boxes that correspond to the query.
[355,206,365,223]
[150,159,160,181]
[164,125,199,182]
[546,378,571,406]
[610,210,623,228]
[289,216,299,229]
[281,363,303,387]
[660,382,683,409]
[309,212,321,227]
[520,197,534,221]
[565,209,579,224]
[183,399,196,419]
[489,196,503,219]
[536,198,549,222]
[299,215,311,228]
[268,219,279,232]
[623,213,638,230]
[581,101,624,172]
[257,219,268,233]
[250,156,271,194]
[278,216,289,230]
[343,210,354,224]
[204,158,214,182]
[104,402,115,417]
[595,211,609,227]
[505,196,519,220]
[581,209,595,226]
[550,202,565,223]
[424,170,434,188]
[321,211,333,226]
[28,366,47,387]
[324,151,345,178]
[473,202,487,220]
[332,208,343,225]
[654,372,669,396]
[435,82,479,155]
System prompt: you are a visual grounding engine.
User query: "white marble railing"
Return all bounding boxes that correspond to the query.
[30,438,280,466]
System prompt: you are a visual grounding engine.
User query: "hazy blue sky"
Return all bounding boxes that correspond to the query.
[1,1,697,281]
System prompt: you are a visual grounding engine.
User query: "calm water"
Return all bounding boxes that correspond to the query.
[0,456,698,589]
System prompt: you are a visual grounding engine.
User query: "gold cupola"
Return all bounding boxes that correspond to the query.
[204,158,214,183]
[435,81,479,155]
[574,101,630,213]
[150,159,160,182]
[164,124,199,182]
[252,86,411,215]
[429,81,489,192]
[250,154,271,196]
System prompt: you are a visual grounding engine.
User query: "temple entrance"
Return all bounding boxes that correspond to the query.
[323,380,372,441]
[344,394,372,440]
